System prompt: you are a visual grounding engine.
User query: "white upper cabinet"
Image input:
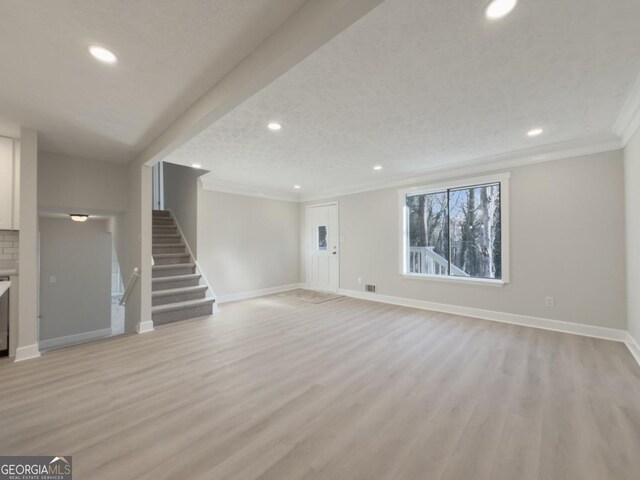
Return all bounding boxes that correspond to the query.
[0,136,17,230]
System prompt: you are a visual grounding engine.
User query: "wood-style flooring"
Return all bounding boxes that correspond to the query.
[1,296,639,479]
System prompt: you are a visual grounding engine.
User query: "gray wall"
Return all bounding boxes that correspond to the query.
[38,151,128,213]
[39,217,112,341]
[300,150,627,329]
[163,162,202,255]
[197,188,300,297]
[625,127,640,344]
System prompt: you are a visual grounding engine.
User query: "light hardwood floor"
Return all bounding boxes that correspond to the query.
[1,296,639,479]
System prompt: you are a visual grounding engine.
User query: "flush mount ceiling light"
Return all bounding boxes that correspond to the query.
[191,163,202,169]
[527,128,544,137]
[373,165,383,170]
[87,45,118,64]
[485,0,518,19]
[267,122,282,131]
[70,214,89,222]
[294,185,301,189]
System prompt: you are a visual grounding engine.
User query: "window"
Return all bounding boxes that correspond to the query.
[317,226,328,251]
[400,174,509,284]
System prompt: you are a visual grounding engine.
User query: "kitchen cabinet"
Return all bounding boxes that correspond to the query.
[0,136,18,230]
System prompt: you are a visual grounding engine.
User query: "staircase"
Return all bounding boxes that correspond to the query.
[152,210,215,325]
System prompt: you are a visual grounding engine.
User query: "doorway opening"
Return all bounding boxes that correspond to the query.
[38,213,125,351]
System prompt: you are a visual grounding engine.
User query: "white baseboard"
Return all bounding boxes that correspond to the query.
[626,333,640,366]
[137,320,154,334]
[339,289,630,344]
[217,283,304,304]
[39,328,113,351]
[14,343,41,362]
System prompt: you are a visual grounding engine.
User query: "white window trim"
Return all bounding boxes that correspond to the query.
[398,172,510,286]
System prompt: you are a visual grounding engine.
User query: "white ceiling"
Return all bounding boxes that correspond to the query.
[0,0,306,162]
[166,0,640,199]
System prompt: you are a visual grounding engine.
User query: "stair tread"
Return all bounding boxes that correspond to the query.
[153,263,195,269]
[152,285,207,297]
[153,253,190,258]
[152,274,201,283]
[152,297,215,313]
[153,233,181,237]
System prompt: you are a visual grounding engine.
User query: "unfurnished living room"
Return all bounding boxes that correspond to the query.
[1,0,640,478]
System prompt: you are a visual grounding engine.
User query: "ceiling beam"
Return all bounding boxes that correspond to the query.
[133,0,385,167]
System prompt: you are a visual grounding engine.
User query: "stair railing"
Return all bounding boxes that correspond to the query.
[166,209,218,308]
[120,267,140,306]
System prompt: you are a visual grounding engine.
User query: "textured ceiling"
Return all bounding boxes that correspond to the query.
[167,0,640,199]
[0,0,306,162]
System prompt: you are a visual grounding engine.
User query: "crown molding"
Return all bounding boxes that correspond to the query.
[299,135,622,202]
[614,73,640,147]
[200,176,301,202]
[198,135,621,203]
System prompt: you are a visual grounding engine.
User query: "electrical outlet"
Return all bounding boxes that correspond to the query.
[49,276,56,284]
[357,277,362,285]
[545,296,555,307]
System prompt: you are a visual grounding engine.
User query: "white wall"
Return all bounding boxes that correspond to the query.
[163,162,203,255]
[16,128,39,360]
[197,188,300,297]
[38,151,128,213]
[301,150,627,330]
[122,162,152,333]
[39,217,112,342]
[625,127,640,345]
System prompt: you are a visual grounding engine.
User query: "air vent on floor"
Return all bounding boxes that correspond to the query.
[364,284,376,293]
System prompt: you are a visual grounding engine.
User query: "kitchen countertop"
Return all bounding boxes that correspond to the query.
[0,280,10,298]
[0,269,18,276]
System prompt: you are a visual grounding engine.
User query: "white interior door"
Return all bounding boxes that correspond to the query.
[307,203,339,292]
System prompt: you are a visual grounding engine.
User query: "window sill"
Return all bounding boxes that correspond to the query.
[401,273,507,287]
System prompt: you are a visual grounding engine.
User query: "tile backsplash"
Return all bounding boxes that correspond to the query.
[0,230,19,270]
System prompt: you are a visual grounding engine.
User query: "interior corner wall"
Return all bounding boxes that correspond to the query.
[163,162,201,256]
[300,149,627,330]
[38,217,111,341]
[197,187,300,297]
[624,126,640,345]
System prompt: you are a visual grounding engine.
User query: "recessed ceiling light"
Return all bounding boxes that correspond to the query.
[191,163,202,169]
[87,45,117,64]
[70,214,89,222]
[485,0,518,19]
[268,122,282,131]
[527,128,543,137]
[373,165,383,170]
[294,185,301,189]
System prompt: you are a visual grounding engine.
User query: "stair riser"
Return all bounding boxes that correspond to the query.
[152,303,214,325]
[153,227,178,234]
[153,245,185,254]
[153,277,201,291]
[152,266,195,278]
[152,290,207,306]
[153,218,175,226]
[153,236,182,244]
[152,211,171,218]
[153,255,191,266]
